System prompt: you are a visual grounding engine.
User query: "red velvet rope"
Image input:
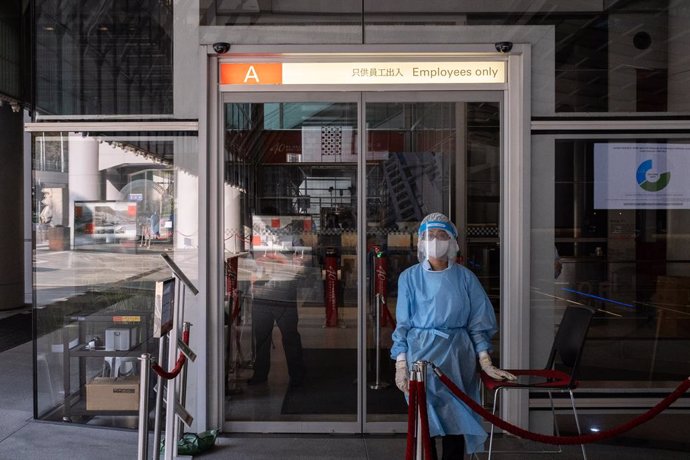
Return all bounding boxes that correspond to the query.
[433,364,690,445]
[383,303,397,329]
[405,380,418,460]
[151,328,190,380]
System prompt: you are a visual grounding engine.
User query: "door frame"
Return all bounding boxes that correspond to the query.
[211,47,531,433]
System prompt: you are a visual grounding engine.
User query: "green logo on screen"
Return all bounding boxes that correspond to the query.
[636,159,670,192]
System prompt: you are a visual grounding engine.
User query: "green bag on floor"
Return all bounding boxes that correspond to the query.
[160,429,218,456]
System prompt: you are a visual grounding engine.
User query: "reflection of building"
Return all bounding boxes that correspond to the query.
[382,152,445,223]
[31,135,177,251]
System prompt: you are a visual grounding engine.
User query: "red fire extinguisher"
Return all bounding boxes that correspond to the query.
[322,247,340,327]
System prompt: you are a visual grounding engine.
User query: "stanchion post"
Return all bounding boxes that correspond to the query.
[138,353,151,460]
[413,366,422,460]
[152,335,167,460]
[413,361,428,460]
[374,294,381,386]
[158,254,199,460]
[177,322,192,439]
[164,281,185,460]
[369,294,389,390]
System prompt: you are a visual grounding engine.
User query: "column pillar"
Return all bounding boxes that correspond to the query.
[0,104,24,309]
[68,133,100,246]
[224,185,244,253]
[174,138,199,249]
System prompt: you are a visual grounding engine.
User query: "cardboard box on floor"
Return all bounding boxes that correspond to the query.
[86,376,140,411]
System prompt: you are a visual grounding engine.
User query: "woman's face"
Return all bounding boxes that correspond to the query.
[420,229,452,261]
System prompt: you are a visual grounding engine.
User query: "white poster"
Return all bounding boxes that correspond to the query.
[594,143,690,209]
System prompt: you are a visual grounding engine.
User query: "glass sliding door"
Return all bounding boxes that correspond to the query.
[221,91,502,432]
[222,94,360,427]
[362,93,502,427]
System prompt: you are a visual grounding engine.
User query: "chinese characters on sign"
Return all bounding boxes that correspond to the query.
[351,67,404,77]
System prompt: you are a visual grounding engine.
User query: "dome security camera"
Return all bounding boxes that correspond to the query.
[495,41,513,53]
[213,42,231,54]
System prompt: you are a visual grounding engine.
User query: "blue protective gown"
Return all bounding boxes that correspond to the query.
[390,261,497,454]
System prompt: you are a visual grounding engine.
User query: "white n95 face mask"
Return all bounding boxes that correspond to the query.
[427,239,450,259]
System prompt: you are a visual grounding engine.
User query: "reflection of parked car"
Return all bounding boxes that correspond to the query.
[93,223,127,234]
[81,221,127,235]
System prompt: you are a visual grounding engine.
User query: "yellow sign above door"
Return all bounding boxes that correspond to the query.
[220,61,506,86]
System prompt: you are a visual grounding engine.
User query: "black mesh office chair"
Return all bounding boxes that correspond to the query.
[480,305,596,460]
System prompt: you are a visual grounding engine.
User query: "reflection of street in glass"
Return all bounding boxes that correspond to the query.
[33,249,177,306]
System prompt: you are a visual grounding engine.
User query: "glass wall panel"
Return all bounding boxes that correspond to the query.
[381,1,688,113]
[0,0,24,100]
[557,139,690,383]
[205,1,690,113]
[34,1,173,115]
[532,137,690,390]
[223,100,359,422]
[33,130,198,425]
[200,0,362,26]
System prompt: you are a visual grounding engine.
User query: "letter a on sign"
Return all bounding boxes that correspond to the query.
[220,63,283,85]
[244,66,259,82]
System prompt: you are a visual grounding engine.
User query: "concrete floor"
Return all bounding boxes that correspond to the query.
[5,247,688,458]
[0,341,688,459]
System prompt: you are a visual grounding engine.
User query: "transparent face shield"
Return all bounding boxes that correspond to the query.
[417,227,459,267]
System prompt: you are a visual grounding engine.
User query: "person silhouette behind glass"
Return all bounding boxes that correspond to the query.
[248,251,306,387]
[150,210,160,239]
